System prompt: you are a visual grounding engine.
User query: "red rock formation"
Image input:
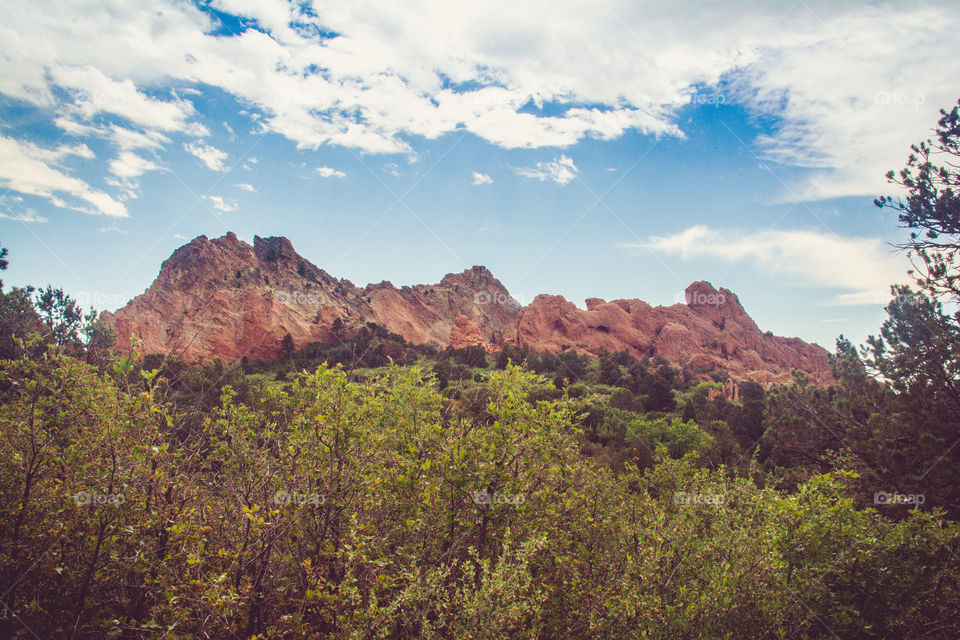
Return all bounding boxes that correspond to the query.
[449,315,486,349]
[723,378,740,403]
[101,233,520,363]
[101,233,834,385]
[516,281,832,384]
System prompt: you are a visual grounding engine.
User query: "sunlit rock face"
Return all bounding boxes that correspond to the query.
[102,233,832,384]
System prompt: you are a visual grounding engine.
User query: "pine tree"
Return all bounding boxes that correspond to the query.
[280,332,295,359]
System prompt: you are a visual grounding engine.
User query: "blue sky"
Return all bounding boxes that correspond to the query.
[1,0,958,349]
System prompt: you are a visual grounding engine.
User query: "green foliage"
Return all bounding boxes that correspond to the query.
[627,415,714,460]
[0,242,7,289]
[757,330,960,518]
[494,345,592,384]
[865,288,960,408]
[250,322,431,373]
[0,286,43,359]
[876,98,960,299]
[442,344,487,368]
[0,247,113,361]
[0,353,958,638]
[34,284,84,347]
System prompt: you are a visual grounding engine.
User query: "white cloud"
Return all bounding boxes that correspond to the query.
[57,143,95,160]
[211,0,301,43]
[316,166,346,178]
[234,182,256,192]
[0,209,48,223]
[109,151,161,180]
[727,6,958,201]
[184,142,228,171]
[472,171,493,185]
[382,163,399,177]
[99,222,127,234]
[630,225,911,305]
[514,155,578,186]
[55,118,172,151]
[203,195,237,213]
[0,1,956,202]
[477,220,503,234]
[173,233,188,240]
[0,135,126,217]
[52,65,195,132]
[15,141,95,164]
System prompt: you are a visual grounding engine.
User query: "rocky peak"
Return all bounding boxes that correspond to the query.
[439,265,500,290]
[163,234,208,265]
[684,281,741,314]
[683,281,755,330]
[253,235,298,265]
[584,298,606,311]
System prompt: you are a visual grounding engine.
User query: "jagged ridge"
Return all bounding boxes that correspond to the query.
[101,233,833,385]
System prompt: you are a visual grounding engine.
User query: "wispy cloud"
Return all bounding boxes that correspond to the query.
[627,225,911,306]
[0,209,48,223]
[382,163,399,177]
[0,135,126,217]
[472,172,493,185]
[514,155,578,186]
[99,222,127,234]
[109,151,161,180]
[183,142,227,171]
[477,220,504,234]
[203,195,237,213]
[316,166,346,178]
[234,182,256,192]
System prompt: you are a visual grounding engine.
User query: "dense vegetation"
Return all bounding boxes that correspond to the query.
[0,102,959,638]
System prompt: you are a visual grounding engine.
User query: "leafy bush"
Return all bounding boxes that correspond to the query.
[0,354,958,638]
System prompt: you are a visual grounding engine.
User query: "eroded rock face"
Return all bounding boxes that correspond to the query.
[448,315,486,349]
[101,233,520,363]
[516,282,832,384]
[102,233,833,384]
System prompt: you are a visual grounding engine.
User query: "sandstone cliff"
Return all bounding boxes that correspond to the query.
[101,233,833,384]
